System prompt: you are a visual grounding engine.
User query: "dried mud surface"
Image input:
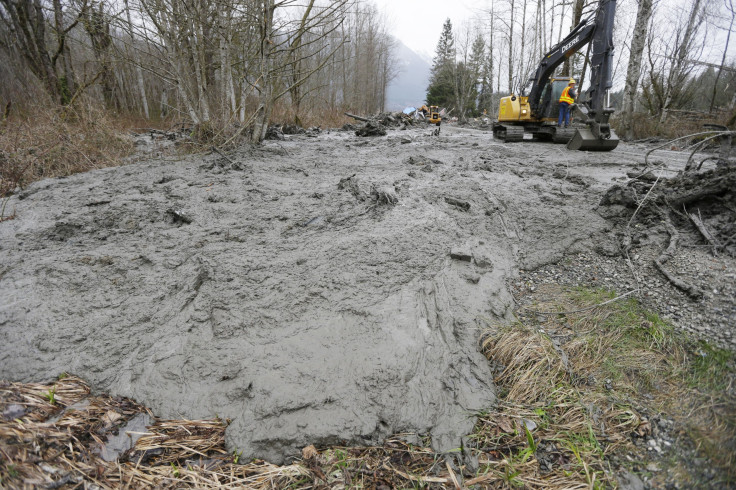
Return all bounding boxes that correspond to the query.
[1,125,732,464]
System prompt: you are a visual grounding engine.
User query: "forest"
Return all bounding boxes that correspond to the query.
[0,0,735,185]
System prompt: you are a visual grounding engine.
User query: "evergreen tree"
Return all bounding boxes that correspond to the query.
[426,19,456,108]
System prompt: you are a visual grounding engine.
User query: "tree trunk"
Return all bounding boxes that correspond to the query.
[508,0,515,92]
[124,0,149,119]
[621,0,655,140]
[660,0,703,123]
[562,0,584,76]
[251,0,275,144]
[53,0,76,103]
[710,0,734,113]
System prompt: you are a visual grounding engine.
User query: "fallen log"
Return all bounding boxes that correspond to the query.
[344,112,370,122]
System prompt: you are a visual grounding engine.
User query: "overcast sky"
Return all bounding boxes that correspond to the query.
[370,0,481,60]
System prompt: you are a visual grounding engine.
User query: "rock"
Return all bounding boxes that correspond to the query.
[98,413,153,462]
[445,197,471,211]
[617,470,646,490]
[265,125,285,141]
[404,155,444,166]
[165,208,193,225]
[450,248,473,262]
[2,404,25,420]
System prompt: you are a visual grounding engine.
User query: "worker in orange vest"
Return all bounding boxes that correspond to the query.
[558,79,577,128]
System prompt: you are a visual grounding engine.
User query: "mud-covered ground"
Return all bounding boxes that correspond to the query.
[1,123,733,465]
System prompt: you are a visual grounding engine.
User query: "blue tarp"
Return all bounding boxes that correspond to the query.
[403,107,416,115]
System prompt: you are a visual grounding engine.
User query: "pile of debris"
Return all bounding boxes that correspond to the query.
[265,124,321,140]
[345,111,421,137]
[599,164,736,298]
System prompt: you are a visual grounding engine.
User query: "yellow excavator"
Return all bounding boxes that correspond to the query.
[493,0,618,151]
[420,105,441,126]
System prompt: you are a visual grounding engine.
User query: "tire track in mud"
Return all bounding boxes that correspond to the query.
[0,126,627,463]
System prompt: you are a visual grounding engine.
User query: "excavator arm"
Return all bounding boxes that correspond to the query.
[527,0,618,151]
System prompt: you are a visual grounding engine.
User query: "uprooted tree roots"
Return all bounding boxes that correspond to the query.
[600,165,736,297]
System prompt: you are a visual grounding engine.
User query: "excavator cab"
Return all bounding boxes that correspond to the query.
[538,78,577,119]
[428,106,441,126]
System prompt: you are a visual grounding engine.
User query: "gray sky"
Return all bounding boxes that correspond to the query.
[370,0,479,60]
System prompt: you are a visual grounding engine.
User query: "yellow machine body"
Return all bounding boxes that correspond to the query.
[428,105,441,125]
[498,95,530,122]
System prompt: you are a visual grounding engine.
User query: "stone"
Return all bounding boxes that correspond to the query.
[450,248,473,262]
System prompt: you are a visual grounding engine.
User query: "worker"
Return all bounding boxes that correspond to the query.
[558,79,577,128]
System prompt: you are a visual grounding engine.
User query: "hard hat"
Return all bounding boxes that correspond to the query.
[569,79,576,84]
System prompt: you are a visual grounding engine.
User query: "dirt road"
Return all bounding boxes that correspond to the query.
[1,123,733,464]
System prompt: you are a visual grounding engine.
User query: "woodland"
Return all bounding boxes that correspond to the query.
[0,0,735,185]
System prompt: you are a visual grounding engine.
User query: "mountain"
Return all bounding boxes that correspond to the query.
[385,39,432,111]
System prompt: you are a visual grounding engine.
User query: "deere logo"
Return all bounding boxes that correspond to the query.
[561,36,579,54]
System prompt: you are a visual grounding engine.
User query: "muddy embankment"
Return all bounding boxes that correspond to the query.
[1,125,623,464]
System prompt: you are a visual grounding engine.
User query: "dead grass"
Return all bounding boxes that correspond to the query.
[611,109,733,142]
[0,104,136,200]
[269,102,354,129]
[476,285,735,488]
[1,287,733,489]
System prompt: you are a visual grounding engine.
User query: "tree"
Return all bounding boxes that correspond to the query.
[561,0,585,77]
[658,0,706,122]
[82,1,118,111]
[454,32,485,120]
[426,18,455,108]
[620,0,655,140]
[709,0,735,113]
[0,0,84,104]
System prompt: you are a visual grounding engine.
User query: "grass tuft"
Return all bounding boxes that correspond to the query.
[476,285,735,488]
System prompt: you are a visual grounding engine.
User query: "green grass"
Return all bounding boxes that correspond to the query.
[477,285,736,488]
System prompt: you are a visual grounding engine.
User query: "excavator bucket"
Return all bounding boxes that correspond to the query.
[567,127,619,151]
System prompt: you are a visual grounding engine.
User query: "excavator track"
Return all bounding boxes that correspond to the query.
[493,124,525,143]
[553,127,577,144]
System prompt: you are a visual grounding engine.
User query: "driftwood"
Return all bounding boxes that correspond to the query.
[344,112,370,122]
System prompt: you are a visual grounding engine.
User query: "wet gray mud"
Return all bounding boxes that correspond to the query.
[0,125,678,464]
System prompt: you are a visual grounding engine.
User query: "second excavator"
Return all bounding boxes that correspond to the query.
[493,0,619,151]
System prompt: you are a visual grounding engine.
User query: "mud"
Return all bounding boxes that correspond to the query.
[1,124,729,464]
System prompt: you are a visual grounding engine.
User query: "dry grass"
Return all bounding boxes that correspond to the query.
[611,109,734,142]
[1,287,733,489]
[475,285,735,488]
[0,104,136,215]
[269,102,354,129]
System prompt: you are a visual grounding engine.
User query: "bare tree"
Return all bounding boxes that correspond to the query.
[82,1,118,110]
[658,0,706,122]
[0,0,85,104]
[620,0,655,139]
[122,0,149,118]
[562,0,585,76]
[709,0,735,112]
